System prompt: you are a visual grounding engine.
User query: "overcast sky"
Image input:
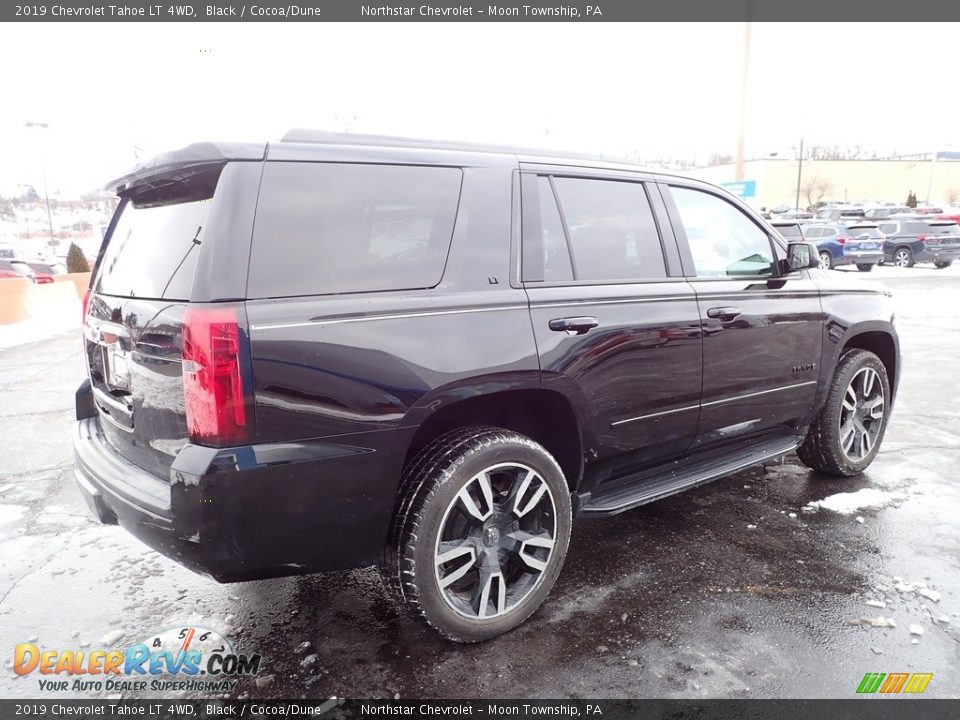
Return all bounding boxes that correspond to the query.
[1,22,956,195]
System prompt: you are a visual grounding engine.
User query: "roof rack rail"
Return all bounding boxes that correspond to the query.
[279,128,616,162]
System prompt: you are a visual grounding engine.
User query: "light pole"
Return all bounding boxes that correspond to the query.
[25,122,56,250]
[734,6,753,182]
[794,137,804,211]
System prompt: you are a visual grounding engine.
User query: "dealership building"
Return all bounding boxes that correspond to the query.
[685,152,960,209]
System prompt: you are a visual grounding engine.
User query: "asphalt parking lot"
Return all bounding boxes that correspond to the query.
[1,265,958,700]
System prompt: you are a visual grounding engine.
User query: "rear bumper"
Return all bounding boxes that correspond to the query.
[837,251,884,266]
[924,248,960,264]
[73,417,409,582]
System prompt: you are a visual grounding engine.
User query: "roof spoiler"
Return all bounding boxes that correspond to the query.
[105,142,266,194]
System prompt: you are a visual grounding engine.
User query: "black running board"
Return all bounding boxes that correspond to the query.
[579,436,800,516]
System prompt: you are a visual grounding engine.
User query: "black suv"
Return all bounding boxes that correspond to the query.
[876,218,960,268]
[74,132,900,642]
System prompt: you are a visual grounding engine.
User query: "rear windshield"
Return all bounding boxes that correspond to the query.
[95,167,220,300]
[846,226,884,239]
[249,163,463,298]
[773,223,803,238]
[928,223,959,234]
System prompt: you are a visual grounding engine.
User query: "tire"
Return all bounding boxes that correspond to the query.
[892,247,914,268]
[818,251,833,270]
[797,349,891,477]
[856,264,874,272]
[380,427,572,642]
[934,260,953,269]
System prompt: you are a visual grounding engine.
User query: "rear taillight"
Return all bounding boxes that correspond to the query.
[836,236,850,244]
[182,306,248,444]
[917,235,928,242]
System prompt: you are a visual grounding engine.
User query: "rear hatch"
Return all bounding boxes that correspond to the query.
[843,225,884,253]
[84,162,254,479]
[924,221,960,248]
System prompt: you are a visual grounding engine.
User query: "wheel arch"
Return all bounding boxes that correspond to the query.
[839,327,899,401]
[402,387,586,492]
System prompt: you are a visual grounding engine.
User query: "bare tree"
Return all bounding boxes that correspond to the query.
[947,188,960,204]
[802,175,834,209]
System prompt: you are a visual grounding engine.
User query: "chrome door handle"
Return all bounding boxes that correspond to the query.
[548,316,599,335]
[706,306,741,321]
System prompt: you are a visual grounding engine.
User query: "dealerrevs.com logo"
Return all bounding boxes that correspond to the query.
[12,626,261,694]
[856,672,933,695]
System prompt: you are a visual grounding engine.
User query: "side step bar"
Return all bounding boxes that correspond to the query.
[579,436,801,516]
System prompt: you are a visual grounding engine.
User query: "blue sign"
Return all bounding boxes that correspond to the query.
[722,180,757,198]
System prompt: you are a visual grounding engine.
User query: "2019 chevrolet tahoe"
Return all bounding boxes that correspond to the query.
[73,131,900,642]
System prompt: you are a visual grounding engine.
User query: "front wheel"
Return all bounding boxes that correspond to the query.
[797,349,891,477]
[934,260,953,269]
[818,252,833,270]
[856,264,874,272]
[381,427,572,642]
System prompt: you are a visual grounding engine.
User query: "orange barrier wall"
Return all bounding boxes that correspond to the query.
[52,272,92,301]
[0,272,91,325]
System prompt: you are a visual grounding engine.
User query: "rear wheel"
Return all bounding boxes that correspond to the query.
[381,427,572,642]
[893,247,914,268]
[797,349,891,477]
[818,251,833,270]
[934,260,953,269]
[856,264,874,272]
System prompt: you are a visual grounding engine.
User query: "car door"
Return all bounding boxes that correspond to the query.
[520,169,703,486]
[661,182,823,452]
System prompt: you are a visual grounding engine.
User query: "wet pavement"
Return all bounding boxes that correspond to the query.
[1,265,958,700]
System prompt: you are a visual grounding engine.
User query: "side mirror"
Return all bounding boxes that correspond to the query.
[785,241,819,272]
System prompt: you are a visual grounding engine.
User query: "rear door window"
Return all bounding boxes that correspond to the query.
[249,162,462,298]
[550,177,666,282]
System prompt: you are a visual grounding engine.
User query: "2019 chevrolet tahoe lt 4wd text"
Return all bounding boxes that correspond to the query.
[74,131,900,642]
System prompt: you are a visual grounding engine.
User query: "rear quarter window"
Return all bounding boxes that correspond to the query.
[248,163,463,298]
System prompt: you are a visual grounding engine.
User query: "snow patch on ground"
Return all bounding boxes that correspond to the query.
[806,488,906,515]
[0,317,78,350]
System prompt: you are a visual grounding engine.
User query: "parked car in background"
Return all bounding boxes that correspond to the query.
[816,208,867,222]
[19,260,65,276]
[802,222,885,271]
[9,259,54,284]
[864,206,911,221]
[0,260,20,279]
[876,219,960,268]
[774,210,814,221]
[770,219,804,243]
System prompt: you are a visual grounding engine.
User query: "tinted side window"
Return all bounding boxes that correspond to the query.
[878,223,896,235]
[537,177,574,282]
[551,177,665,282]
[670,187,775,278]
[906,222,932,235]
[249,163,462,298]
[804,227,823,239]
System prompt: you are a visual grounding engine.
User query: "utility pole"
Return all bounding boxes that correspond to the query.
[795,137,804,211]
[734,4,752,181]
[926,150,938,203]
[25,122,56,250]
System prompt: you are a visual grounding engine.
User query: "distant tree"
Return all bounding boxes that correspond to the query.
[802,175,833,209]
[66,242,90,273]
[906,191,918,208]
[0,197,14,220]
[946,188,960,204]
